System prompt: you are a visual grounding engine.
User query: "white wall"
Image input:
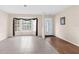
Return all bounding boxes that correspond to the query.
[8,14,54,38]
[0,10,8,41]
[55,6,79,46]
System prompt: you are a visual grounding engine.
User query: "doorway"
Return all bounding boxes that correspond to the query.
[44,17,54,37]
[13,18,38,36]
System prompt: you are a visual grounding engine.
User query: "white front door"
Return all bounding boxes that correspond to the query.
[45,17,54,35]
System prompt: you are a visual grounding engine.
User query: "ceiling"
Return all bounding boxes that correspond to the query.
[0,5,71,15]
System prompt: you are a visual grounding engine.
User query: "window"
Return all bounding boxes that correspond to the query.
[15,20,20,31]
[22,20,32,30]
[15,19,32,31]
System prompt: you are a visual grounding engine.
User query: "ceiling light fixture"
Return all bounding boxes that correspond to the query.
[24,5,27,7]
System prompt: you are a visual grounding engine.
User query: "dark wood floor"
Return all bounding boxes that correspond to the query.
[47,37,79,54]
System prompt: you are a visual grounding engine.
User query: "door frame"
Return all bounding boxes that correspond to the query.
[13,18,38,36]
